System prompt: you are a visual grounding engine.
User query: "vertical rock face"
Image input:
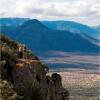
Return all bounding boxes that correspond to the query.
[12,63,33,95]
[1,56,69,100]
[46,73,69,100]
[52,73,63,100]
[0,35,69,100]
[11,59,69,100]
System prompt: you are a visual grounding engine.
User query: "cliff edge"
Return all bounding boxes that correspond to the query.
[0,34,69,100]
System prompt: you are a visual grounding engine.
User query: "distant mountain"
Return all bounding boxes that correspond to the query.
[0,18,99,40]
[42,21,100,40]
[94,25,100,33]
[0,18,28,26]
[1,19,99,55]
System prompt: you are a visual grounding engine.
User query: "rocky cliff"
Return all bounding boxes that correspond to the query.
[0,34,69,100]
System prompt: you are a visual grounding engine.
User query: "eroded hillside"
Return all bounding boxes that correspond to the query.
[0,34,69,100]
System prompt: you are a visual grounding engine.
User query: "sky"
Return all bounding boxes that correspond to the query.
[0,0,100,26]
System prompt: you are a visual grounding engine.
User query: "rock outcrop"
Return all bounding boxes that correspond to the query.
[0,34,69,100]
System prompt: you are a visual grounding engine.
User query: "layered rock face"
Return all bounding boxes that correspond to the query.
[0,35,69,100]
[12,59,69,100]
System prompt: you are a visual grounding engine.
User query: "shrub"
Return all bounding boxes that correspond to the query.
[0,34,18,49]
[0,79,23,100]
[1,46,17,61]
[42,64,49,73]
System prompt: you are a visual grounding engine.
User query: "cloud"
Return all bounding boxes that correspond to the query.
[0,0,100,26]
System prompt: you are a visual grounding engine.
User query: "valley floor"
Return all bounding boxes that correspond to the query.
[49,68,100,100]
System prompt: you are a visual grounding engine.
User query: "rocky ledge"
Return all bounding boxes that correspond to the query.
[0,34,69,100]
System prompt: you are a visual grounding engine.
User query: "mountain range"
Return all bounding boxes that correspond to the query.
[94,25,100,33]
[0,18,28,26]
[42,21,100,40]
[0,18,99,40]
[1,19,99,55]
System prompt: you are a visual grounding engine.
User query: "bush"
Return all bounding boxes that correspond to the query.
[42,64,49,73]
[0,79,23,100]
[0,34,18,49]
[1,46,17,61]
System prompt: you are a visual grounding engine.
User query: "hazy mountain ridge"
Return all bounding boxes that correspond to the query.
[1,19,99,55]
[93,25,100,33]
[0,18,28,26]
[42,21,99,40]
[0,18,99,40]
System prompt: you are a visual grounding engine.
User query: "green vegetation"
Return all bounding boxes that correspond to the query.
[0,34,45,100]
[1,34,18,49]
[0,34,69,100]
[0,79,22,100]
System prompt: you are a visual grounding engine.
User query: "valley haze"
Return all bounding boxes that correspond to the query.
[0,17,100,100]
[0,18,100,71]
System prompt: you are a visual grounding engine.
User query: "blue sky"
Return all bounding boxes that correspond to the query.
[0,0,100,26]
